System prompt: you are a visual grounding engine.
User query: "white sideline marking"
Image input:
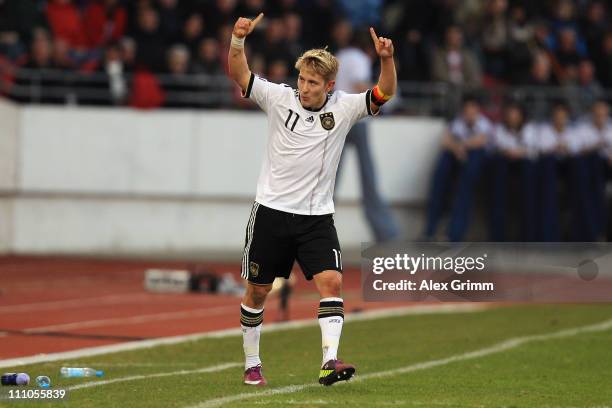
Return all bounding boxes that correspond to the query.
[188,317,612,408]
[19,305,238,333]
[0,303,486,368]
[0,305,238,338]
[67,362,241,391]
[0,293,151,314]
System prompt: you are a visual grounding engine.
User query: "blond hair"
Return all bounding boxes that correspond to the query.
[294,48,338,81]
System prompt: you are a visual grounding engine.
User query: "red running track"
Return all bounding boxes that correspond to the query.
[0,256,410,360]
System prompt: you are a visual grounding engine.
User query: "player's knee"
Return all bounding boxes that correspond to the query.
[320,273,342,296]
[246,284,272,306]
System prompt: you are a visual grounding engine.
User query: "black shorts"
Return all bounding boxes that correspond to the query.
[240,202,343,285]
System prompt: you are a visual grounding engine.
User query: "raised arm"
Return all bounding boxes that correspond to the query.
[227,13,263,92]
[369,27,396,113]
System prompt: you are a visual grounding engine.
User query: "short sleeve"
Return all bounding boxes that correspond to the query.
[337,90,376,126]
[449,119,465,139]
[243,73,292,113]
[476,117,493,136]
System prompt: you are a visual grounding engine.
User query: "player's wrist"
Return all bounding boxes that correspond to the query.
[231,34,245,49]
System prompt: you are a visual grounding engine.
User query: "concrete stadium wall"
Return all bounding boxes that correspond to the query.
[0,99,19,252]
[0,104,445,256]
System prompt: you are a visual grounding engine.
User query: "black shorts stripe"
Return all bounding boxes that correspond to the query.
[241,203,260,279]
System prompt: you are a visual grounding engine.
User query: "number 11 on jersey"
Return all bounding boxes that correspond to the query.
[332,249,342,269]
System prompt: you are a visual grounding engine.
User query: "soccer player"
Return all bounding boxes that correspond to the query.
[227,13,396,386]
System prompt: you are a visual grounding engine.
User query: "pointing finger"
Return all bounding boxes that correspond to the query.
[369,27,379,44]
[251,12,264,29]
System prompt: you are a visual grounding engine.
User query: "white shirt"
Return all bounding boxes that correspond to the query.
[574,119,612,156]
[492,124,536,158]
[245,73,374,215]
[335,47,371,92]
[539,123,579,155]
[523,122,576,155]
[449,115,492,141]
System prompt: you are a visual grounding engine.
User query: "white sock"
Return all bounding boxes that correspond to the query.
[240,303,263,370]
[318,297,344,366]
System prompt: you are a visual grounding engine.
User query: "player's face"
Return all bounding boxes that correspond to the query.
[297,68,335,109]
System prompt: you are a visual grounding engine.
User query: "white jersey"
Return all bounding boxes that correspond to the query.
[492,124,537,158]
[574,119,612,156]
[523,122,573,155]
[244,73,375,215]
[449,115,492,141]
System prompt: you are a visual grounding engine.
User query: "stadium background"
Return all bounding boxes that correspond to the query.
[1,1,612,406]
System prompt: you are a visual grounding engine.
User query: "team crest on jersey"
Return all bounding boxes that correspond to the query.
[249,262,259,278]
[320,112,335,130]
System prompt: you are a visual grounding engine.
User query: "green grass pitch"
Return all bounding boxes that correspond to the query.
[3,304,612,407]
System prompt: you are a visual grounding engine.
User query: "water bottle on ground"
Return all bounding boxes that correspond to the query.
[36,376,51,388]
[60,367,104,378]
[1,373,29,385]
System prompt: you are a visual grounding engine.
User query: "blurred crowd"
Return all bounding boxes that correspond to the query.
[425,96,612,242]
[0,0,611,109]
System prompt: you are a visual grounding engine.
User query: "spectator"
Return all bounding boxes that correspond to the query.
[119,36,136,72]
[593,31,612,88]
[45,0,86,49]
[565,60,603,115]
[572,100,611,240]
[424,96,491,242]
[132,6,165,72]
[266,0,301,17]
[580,1,608,58]
[267,59,288,83]
[479,0,510,80]
[51,37,76,70]
[202,0,238,39]
[521,51,555,121]
[506,3,534,84]
[162,44,194,108]
[156,0,182,42]
[301,0,339,49]
[192,37,227,108]
[432,25,482,87]
[489,102,537,241]
[83,0,127,48]
[181,13,205,55]
[0,0,46,62]
[552,28,585,84]
[334,21,400,242]
[595,100,612,240]
[525,102,573,241]
[337,0,382,28]
[284,13,303,64]
[24,29,54,70]
[193,37,222,75]
[15,30,65,104]
[330,19,352,53]
[236,0,265,20]
[261,17,292,70]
